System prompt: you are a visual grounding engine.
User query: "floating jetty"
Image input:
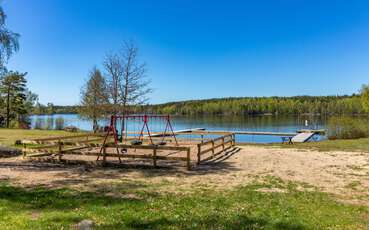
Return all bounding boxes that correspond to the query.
[189,129,326,143]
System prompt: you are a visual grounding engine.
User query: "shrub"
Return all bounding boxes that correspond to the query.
[45,117,54,130]
[55,117,65,130]
[328,116,369,140]
[34,118,44,130]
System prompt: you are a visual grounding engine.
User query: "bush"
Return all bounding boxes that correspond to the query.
[34,118,44,130]
[45,117,54,130]
[328,116,369,140]
[55,117,65,130]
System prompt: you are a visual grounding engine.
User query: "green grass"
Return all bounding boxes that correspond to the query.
[269,137,369,152]
[0,178,368,229]
[0,128,84,146]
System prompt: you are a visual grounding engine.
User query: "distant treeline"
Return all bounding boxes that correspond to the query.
[33,95,365,116]
[141,95,364,116]
[32,103,80,115]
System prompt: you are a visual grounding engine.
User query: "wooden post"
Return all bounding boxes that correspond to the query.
[211,140,215,157]
[186,148,191,170]
[222,137,225,151]
[201,134,204,144]
[58,138,62,161]
[153,148,157,167]
[102,145,106,165]
[197,144,201,165]
[22,144,26,158]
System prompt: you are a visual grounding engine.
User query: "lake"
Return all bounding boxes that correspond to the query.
[29,114,327,143]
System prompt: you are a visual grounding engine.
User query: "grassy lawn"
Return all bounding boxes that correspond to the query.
[0,177,368,229]
[0,128,85,146]
[272,138,369,152]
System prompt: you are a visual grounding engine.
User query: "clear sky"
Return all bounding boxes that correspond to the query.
[4,0,369,105]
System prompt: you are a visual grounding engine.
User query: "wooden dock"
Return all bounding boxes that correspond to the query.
[147,128,206,137]
[190,129,325,143]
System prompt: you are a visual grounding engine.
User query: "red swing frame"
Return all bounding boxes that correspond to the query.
[97,114,179,162]
[101,114,178,147]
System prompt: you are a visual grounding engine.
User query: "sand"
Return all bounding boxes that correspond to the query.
[0,145,368,205]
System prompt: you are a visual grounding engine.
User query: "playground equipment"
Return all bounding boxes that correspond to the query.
[21,114,237,170]
[100,114,178,146]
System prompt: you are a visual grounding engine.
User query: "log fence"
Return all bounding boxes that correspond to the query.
[196,133,235,164]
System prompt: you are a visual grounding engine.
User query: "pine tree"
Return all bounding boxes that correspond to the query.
[0,71,27,128]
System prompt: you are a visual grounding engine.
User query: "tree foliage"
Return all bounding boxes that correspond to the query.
[360,84,369,115]
[79,67,109,132]
[139,95,363,116]
[0,5,19,72]
[0,71,37,128]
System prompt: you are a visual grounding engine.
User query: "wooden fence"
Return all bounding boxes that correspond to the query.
[22,133,106,158]
[23,132,237,170]
[197,133,235,164]
[102,143,192,170]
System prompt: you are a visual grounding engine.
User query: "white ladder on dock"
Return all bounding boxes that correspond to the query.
[292,132,315,143]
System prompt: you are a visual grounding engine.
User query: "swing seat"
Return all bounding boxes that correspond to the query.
[131,139,143,146]
[156,141,167,146]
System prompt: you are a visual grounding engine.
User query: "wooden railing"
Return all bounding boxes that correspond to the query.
[102,143,192,170]
[22,133,107,158]
[196,133,235,164]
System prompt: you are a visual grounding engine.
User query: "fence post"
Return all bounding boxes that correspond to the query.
[22,144,26,158]
[102,145,106,165]
[197,144,201,165]
[153,148,157,168]
[222,137,225,151]
[211,140,215,158]
[58,138,62,161]
[186,148,191,170]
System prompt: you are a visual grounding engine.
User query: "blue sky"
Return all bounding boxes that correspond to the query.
[4,0,369,105]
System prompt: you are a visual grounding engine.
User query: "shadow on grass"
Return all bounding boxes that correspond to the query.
[0,182,308,229]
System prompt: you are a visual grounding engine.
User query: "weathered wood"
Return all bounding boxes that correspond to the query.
[200,145,233,163]
[193,130,296,136]
[186,148,191,170]
[197,144,201,165]
[26,152,54,158]
[57,139,62,161]
[153,148,157,167]
[62,146,91,153]
[105,143,190,151]
[102,146,106,164]
[80,152,188,161]
[200,134,234,145]
[29,134,90,142]
[199,139,233,156]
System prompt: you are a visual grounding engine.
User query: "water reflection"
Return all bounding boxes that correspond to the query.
[29,114,327,143]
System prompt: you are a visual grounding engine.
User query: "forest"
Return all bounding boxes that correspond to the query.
[37,94,365,116]
[140,95,363,116]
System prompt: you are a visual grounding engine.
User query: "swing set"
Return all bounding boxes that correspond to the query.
[100,114,179,148]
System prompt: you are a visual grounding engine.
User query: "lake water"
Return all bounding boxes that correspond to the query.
[29,114,327,143]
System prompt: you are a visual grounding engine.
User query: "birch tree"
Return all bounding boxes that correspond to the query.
[80,67,109,132]
[104,41,151,115]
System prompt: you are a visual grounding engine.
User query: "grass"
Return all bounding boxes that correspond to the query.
[0,177,368,229]
[0,128,84,147]
[270,137,369,152]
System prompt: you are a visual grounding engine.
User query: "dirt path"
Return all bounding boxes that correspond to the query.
[0,146,368,205]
